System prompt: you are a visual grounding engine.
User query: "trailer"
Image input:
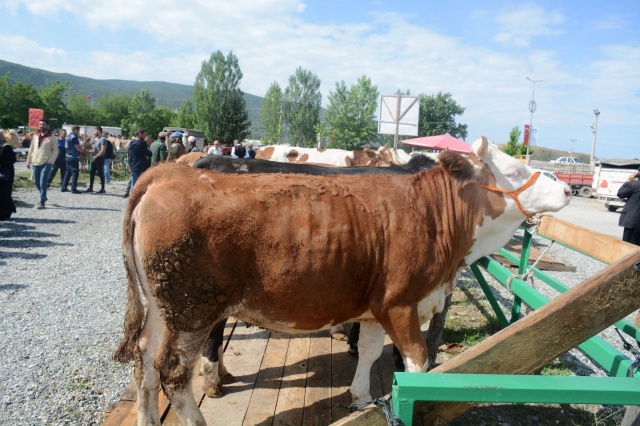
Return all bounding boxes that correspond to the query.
[553,163,594,198]
[593,158,640,212]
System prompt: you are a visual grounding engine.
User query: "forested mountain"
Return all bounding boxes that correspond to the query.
[0,59,266,136]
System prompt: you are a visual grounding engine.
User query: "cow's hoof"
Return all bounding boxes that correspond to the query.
[203,383,224,398]
[220,372,234,385]
[347,344,358,356]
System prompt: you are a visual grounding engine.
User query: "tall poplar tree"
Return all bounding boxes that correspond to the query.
[262,82,284,145]
[284,67,321,147]
[316,75,379,150]
[193,50,251,144]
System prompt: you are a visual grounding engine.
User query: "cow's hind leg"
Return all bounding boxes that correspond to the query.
[349,321,384,403]
[156,329,209,426]
[201,319,234,398]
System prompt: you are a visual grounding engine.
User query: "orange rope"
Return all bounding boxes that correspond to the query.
[475,172,541,218]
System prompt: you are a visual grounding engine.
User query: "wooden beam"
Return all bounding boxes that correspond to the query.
[333,249,640,426]
[537,215,639,265]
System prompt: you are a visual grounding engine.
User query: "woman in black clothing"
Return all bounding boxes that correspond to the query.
[0,131,17,220]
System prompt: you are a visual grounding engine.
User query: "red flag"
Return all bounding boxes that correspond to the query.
[523,124,530,146]
[86,93,92,99]
[28,108,44,128]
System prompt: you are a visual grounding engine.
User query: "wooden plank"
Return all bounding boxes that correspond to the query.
[302,330,332,426]
[242,332,290,426]
[103,381,138,425]
[199,324,271,426]
[335,249,640,425]
[272,335,312,426]
[538,215,639,265]
[493,240,576,272]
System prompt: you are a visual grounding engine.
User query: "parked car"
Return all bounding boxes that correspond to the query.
[531,168,558,181]
[513,154,538,163]
[550,156,584,164]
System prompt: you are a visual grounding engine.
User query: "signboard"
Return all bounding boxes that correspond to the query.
[378,95,419,136]
[523,124,530,146]
[28,108,44,128]
[530,127,538,145]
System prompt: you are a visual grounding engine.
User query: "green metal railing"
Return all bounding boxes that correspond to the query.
[391,226,640,425]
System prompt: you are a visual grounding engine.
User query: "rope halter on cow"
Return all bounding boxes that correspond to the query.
[475,171,541,219]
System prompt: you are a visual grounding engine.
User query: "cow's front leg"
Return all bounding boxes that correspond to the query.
[378,306,428,373]
[349,320,385,403]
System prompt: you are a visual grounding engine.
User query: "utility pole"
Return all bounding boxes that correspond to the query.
[570,138,576,157]
[526,77,542,166]
[590,110,600,165]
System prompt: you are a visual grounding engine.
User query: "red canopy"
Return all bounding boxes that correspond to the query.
[400,133,471,154]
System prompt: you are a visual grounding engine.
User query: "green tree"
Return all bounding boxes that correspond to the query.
[121,87,173,137]
[67,94,99,126]
[40,81,69,127]
[316,75,379,150]
[193,50,251,144]
[261,82,284,145]
[418,92,468,140]
[284,67,321,147]
[501,126,533,156]
[96,93,131,127]
[175,98,196,129]
[0,74,42,128]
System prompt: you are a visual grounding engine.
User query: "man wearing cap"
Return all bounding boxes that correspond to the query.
[187,136,200,153]
[128,128,152,190]
[150,131,168,165]
[165,131,186,161]
[26,119,58,208]
[617,167,640,246]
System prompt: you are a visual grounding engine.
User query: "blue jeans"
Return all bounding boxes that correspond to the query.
[62,158,79,191]
[131,170,141,190]
[104,158,111,183]
[32,163,52,206]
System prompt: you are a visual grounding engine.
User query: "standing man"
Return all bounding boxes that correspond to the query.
[617,167,640,246]
[26,119,58,209]
[61,125,90,194]
[207,140,222,155]
[187,136,200,153]
[47,129,67,189]
[150,131,168,165]
[86,126,107,193]
[128,128,152,189]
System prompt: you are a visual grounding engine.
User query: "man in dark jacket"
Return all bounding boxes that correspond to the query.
[128,129,152,190]
[617,167,640,246]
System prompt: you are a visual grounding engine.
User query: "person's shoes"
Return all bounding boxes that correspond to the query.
[60,188,69,192]
[96,189,106,194]
[36,204,45,210]
[71,189,81,194]
[85,188,94,193]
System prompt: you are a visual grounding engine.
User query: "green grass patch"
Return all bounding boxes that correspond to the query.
[13,167,129,190]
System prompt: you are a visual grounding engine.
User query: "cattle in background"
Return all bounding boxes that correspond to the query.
[175,151,207,167]
[1,129,21,148]
[192,152,435,176]
[114,137,571,425]
[78,134,92,171]
[256,145,400,167]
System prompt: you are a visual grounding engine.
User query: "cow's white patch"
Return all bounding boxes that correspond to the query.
[404,357,429,373]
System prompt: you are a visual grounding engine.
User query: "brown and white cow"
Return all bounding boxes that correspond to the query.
[114,136,571,425]
[256,144,396,166]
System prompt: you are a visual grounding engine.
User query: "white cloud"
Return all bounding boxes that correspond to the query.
[0,34,68,68]
[493,3,565,47]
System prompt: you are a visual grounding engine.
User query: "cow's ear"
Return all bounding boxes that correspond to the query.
[439,150,476,181]
[363,147,376,158]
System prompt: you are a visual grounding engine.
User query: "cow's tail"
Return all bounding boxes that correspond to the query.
[113,186,147,363]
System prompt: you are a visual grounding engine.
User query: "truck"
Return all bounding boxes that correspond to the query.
[593,159,640,212]
[553,163,594,198]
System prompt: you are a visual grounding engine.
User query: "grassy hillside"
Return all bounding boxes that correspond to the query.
[0,59,266,137]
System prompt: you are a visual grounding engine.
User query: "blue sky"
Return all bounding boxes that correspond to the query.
[1,0,638,159]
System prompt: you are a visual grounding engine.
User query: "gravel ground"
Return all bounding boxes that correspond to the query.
[0,184,636,425]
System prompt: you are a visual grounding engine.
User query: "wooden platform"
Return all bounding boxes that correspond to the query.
[103,320,396,426]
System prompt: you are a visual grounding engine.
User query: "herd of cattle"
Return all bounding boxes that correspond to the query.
[110,136,572,425]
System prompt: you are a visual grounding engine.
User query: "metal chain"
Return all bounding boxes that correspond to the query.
[506,215,554,290]
[346,396,404,426]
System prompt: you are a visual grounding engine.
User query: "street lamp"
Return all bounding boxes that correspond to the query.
[570,138,576,157]
[525,77,542,166]
[590,109,600,165]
